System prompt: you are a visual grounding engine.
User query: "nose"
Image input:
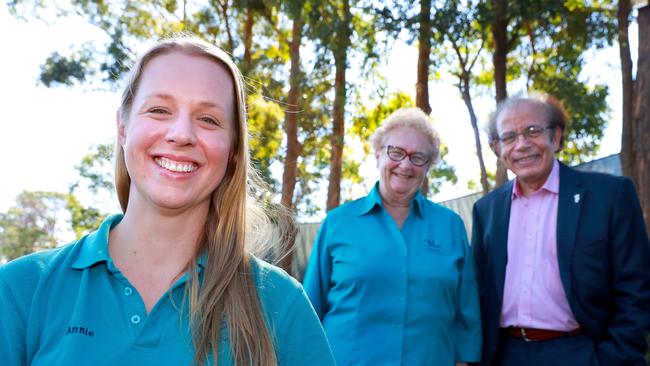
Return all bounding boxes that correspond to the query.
[512,133,532,150]
[165,114,196,146]
[398,157,414,168]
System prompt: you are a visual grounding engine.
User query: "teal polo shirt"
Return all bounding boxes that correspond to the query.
[303,183,482,365]
[0,214,335,366]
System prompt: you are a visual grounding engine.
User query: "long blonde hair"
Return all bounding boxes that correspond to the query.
[115,35,277,365]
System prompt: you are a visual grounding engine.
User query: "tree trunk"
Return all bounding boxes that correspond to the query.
[280,18,303,211]
[633,5,650,230]
[277,18,303,275]
[416,0,432,115]
[243,5,254,75]
[492,0,509,187]
[219,0,235,53]
[460,71,490,195]
[618,0,634,179]
[326,0,351,211]
[417,0,432,197]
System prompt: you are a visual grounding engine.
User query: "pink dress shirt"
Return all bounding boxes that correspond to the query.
[499,160,580,331]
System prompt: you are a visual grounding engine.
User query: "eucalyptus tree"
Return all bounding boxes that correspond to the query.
[431,0,491,194]
[619,1,650,229]
[0,191,69,261]
[306,0,354,211]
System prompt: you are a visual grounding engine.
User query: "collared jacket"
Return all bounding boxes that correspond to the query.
[472,162,650,366]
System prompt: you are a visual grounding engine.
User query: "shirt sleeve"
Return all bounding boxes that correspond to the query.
[275,286,336,366]
[301,217,332,320]
[0,268,28,366]
[451,216,482,363]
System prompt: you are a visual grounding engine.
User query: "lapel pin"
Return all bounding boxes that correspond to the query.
[574,194,580,203]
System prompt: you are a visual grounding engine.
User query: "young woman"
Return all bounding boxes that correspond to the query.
[0,36,334,366]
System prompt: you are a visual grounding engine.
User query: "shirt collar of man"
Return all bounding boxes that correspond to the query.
[512,159,560,199]
[70,213,207,271]
[357,181,425,218]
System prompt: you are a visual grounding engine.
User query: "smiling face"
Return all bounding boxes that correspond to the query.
[376,126,432,204]
[117,51,235,213]
[494,101,562,194]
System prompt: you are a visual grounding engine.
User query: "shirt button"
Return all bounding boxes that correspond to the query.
[124,287,133,296]
[130,315,141,324]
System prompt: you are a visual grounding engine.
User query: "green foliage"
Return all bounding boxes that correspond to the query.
[352,91,414,155]
[0,191,68,260]
[66,195,107,238]
[67,143,115,236]
[428,144,458,195]
[289,63,334,217]
[247,94,284,188]
[9,0,620,218]
[73,143,115,193]
[39,49,93,87]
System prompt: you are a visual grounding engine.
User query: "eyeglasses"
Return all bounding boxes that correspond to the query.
[497,125,555,146]
[384,145,431,167]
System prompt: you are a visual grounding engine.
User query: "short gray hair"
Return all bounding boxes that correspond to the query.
[369,107,441,164]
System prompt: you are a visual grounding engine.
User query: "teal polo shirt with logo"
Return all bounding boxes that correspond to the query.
[0,214,335,366]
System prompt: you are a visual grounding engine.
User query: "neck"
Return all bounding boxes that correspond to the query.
[379,184,415,208]
[516,179,544,197]
[379,186,414,229]
[109,199,208,273]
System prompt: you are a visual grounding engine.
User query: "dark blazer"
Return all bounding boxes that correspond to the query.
[472,162,650,366]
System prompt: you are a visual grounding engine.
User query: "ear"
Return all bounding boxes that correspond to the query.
[491,142,501,158]
[116,111,126,148]
[551,127,562,152]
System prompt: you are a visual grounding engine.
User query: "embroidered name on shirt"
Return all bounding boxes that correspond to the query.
[65,326,95,337]
[424,239,442,253]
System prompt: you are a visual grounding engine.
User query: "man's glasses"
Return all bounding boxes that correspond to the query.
[384,145,431,167]
[497,125,555,146]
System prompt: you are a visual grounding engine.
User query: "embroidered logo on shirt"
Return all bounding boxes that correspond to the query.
[65,326,95,337]
[424,239,442,254]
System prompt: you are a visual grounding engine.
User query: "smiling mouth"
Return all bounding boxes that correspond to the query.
[393,172,412,179]
[154,157,198,173]
[514,155,539,164]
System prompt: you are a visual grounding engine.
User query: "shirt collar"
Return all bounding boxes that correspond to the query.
[512,159,560,199]
[71,214,123,269]
[357,181,424,218]
[71,214,208,273]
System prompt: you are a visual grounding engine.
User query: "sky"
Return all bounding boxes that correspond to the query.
[0,2,638,221]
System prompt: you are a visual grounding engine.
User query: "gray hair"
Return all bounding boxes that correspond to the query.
[369,107,441,164]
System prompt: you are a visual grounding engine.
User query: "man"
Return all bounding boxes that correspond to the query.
[472,93,650,366]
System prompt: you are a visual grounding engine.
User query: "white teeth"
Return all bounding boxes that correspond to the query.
[155,157,197,173]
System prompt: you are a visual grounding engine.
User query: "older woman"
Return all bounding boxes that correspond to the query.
[303,107,481,365]
[0,35,334,366]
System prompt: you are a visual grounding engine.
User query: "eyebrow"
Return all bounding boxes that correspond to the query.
[142,93,227,112]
